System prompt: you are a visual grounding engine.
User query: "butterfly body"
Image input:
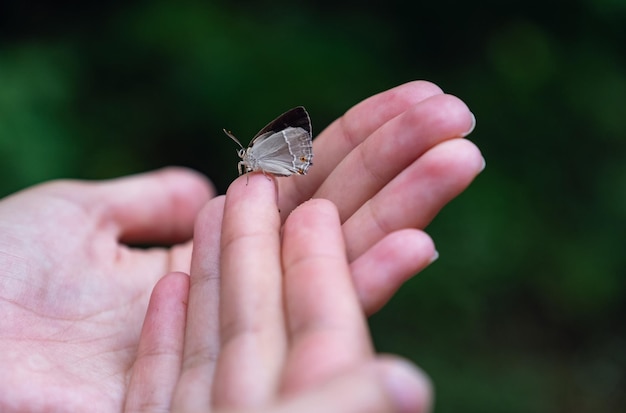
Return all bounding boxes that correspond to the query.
[224,106,313,177]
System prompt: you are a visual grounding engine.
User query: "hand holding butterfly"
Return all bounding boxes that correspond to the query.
[125,174,433,412]
[281,80,483,313]
[0,80,482,411]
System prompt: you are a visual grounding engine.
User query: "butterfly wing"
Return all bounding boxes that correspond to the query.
[253,106,312,139]
[246,126,313,176]
[227,106,313,176]
[240,107,313,176]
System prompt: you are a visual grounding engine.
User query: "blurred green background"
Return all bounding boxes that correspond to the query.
[1,0,625,412]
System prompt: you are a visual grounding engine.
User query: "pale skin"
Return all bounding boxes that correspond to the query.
[127,178,433,413]
[0,81,483,412]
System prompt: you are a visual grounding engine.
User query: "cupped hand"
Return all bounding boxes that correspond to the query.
[0,168,214,412]
[125,174,433,413]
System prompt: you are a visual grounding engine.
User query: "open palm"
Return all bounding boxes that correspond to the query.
[0,168,211,412]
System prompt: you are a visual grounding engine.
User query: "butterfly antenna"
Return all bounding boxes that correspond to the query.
[223,128,244,149]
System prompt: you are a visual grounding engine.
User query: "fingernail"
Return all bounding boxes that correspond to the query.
[479,156,486,172]
[429,250,439,265]
[461,112,476,137]
[381,360,433,413]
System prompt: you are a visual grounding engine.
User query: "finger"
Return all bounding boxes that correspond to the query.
[124,272,189,413]
[350,229,437,315]
[171,195,225,412]
[278,81,444,218]
[95,167,214,244]
[269,357,433,413]
[343,138,484,261]
[315,93,476,223]
[168,240,194,273]
[212,173,286,409]
[280,199,373,396]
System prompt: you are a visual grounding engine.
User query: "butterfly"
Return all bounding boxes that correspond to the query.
[223,106,313,177]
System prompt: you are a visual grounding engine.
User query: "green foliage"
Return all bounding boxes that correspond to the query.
[1,1,624,411]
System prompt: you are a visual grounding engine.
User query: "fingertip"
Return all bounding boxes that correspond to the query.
[275,356,432,413]
[449,138,486,176]
[339,80,447,150]
[480,156,487,173]
[299,197,337,211]
[376,357,433,413]
[99,167,215,244]
[400,80,444,99]
[405,93,474,141]
[194,195,226,241]
[283,198,343,254]
[417,139,485,190]
[380,81,445,110]
[150,271,191,308]
[428,249,439,265]
[350,229,436,315]
[149,166,217,210]
[191,196,224,286]
[223,172,280,234]
[461,112,477,138]
[157,166,216,193]
[286,197,339,224]
[226,172,278,206]
[220,171,282,273]
[140,271,190,358]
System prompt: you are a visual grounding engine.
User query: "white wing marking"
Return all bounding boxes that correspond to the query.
[241,127,313,176]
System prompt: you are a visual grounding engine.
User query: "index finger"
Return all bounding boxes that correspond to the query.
[212,172,287,409]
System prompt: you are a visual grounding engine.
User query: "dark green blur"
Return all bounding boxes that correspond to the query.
[1,1,624,412]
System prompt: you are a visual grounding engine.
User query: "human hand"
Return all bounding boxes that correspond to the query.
[0,168,214,412]
[0,80,480,412]
[125,174,433,413]
[277,81,483,314]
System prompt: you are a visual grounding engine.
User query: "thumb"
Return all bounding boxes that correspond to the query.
[92,167,214,244]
